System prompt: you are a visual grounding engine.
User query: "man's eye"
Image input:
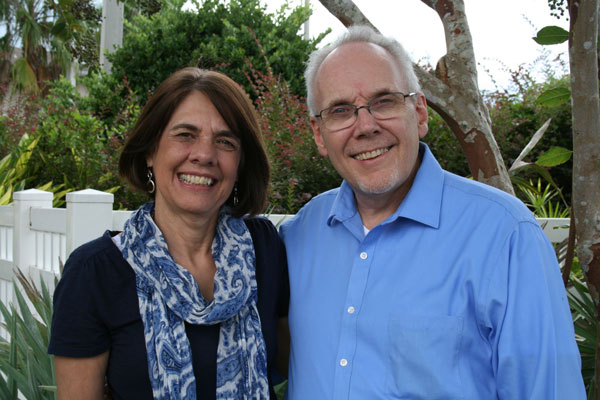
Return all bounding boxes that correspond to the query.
[176,132,193,138]
[327,106,352,116]
[372,96,396,108]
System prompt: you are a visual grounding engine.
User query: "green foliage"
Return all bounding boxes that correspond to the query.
[107,0,326,103]
[536,146,572,167]
[547,0,568,19]
[568,277,597,398]
[533,26,569,45]
[489,75,573,203]
[0,0,101,92]
[0,87,41,156]
[246,55,340,213]
[0,76,144,209]
[0,270,57,399]
[533,25,572,110]
[536,87,571,106]
[422,110,470,178]
[0,0,332,213]
[423,49,573,201]
[78,72,140,127]
[516,179,569,218]
[20,79,121,198]
[274,380,287,400]
[0,135,38,205]
[0,135,68,207]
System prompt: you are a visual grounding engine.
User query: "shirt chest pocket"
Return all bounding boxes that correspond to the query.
[387,315,465,400]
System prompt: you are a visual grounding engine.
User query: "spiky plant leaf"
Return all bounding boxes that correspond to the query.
[0,270,56,399]
[568,277,597,394]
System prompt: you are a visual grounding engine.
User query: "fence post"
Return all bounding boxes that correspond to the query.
[13,189,54,274]
[66,189,114,257]
[99,0,124,72]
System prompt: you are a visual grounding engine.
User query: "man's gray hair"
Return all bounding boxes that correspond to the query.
[304,25,421,115]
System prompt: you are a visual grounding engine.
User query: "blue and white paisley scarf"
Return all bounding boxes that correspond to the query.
[120,202,269,399]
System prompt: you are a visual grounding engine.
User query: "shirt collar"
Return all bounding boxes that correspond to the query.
[327,180,359,225]
[327,143,444,229]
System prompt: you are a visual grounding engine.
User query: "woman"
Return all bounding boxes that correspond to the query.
[48,67,289,399]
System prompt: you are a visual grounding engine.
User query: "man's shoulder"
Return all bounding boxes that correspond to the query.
[280,187,339,233]
[442,171,535,223]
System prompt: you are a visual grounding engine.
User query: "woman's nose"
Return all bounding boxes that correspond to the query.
[189,136,217,165]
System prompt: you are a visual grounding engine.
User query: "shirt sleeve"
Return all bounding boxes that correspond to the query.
[48,244,111,357]
[483,220,586,399]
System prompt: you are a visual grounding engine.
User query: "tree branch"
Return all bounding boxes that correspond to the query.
[316,0,375,28]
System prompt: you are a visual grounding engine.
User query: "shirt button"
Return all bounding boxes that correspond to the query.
[360,252,368,260]
[347,306,355,314]
[340,358,348,367]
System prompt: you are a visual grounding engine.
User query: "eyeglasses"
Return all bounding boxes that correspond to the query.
[314,92,416,131]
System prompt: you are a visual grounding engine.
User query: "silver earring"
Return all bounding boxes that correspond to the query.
[147,169,155,194]
[233,184,239,206]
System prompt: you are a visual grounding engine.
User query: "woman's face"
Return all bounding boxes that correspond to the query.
[147,91,241,222]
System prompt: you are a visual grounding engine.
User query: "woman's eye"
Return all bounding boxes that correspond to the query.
[217,138,239,150]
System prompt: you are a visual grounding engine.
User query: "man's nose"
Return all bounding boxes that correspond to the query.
[354,105,378,134]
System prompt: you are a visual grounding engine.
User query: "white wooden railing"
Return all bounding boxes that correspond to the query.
[0,189,289,307]
[0,188,569,337]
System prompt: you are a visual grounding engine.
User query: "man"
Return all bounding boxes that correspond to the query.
[279,26,585,399]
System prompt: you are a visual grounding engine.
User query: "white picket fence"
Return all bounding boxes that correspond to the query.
[0,188,569,337]
[0,189,290,313]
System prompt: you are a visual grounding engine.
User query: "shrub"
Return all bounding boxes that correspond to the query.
[0,76,145,209]
[422,73,572,207]
[245,55,340,214]
[108,0,326,106]
[422,110,470,178]
[0,86,42,158]
[487,75,572,203]
[22,79,120,197]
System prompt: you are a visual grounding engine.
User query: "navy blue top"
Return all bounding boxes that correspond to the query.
[48,217,289,399]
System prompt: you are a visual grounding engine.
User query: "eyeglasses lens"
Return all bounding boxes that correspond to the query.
[320,93,407,131]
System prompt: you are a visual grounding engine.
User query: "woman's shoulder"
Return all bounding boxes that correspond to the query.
[67,231,116,259]
[243,216,285,256]
[245,216,289,318]
[243,215,278,236]
[61,230,132,283]
[244,215,287,271]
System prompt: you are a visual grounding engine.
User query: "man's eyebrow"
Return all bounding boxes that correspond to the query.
[321,89,398,109]
[323,96,350,109]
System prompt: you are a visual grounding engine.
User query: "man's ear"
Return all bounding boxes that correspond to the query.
[416,93,429,139]
[311,116,328,157]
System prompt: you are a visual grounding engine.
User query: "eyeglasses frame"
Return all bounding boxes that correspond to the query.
[313,91,417,130]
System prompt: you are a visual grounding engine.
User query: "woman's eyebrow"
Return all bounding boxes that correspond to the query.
[169,123,199,132]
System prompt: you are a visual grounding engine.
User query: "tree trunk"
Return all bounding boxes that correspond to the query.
[568,0,600,396]
[317,0,514,194]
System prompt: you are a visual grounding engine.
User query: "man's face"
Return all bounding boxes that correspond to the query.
[310,42,428,204]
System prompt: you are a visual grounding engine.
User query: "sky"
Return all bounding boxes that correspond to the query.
[264,0,570,91]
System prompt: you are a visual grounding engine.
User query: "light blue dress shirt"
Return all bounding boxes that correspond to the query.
[280,143,585,399]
